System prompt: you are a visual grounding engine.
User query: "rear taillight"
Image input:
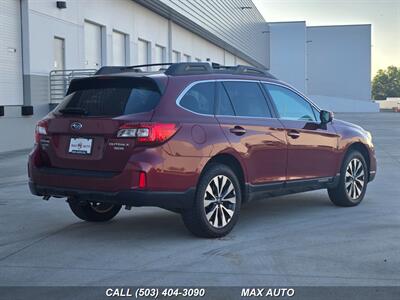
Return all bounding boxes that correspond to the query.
[34,119,49,144]
[117,123,179,144]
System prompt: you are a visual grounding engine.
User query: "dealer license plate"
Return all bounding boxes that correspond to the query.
[68,138,93,155]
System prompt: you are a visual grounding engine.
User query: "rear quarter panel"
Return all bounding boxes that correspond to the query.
[150,76,235,190]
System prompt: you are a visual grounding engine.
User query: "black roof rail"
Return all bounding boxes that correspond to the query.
[212,63,276,79]
[95,62,277,79]
[164,62,212,75]
[165,62,276,79]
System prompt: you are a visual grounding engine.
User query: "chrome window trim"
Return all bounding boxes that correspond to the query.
[261,81,321,112]
[175,80,216,117]
[175,79,322,119]
[176,79,278,118]
[215,114,278,120]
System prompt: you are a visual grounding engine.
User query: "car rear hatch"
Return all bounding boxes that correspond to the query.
[39,76,163,172]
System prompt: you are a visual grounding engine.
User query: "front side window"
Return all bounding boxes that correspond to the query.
[265,84,316,122]
[223,81,271,117]
[312,106,321,122]
[179,82,215,115]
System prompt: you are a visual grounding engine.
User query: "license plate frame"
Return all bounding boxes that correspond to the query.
[68,137,93,155]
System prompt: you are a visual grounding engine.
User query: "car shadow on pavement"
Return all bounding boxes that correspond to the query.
[59,190,334,242]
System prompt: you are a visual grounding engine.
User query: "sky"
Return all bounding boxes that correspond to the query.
[253,0,400,76]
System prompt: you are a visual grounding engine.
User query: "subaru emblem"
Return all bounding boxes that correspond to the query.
[71,122,83,131]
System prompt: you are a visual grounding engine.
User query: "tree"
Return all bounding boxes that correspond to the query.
[372,66,400,100]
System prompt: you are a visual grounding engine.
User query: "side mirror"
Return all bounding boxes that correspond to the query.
[320,110,334,124]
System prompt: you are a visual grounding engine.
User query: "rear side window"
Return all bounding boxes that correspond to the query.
[57,77,161,116]
[222,81,271,118]
[179,82,215,115]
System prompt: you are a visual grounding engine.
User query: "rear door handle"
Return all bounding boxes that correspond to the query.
[287,130,300,139]
[230,126,246,136]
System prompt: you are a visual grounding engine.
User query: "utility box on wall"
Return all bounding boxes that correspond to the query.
[21,106,34,116]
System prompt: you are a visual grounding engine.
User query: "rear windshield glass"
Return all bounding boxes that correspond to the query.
[56,77,161,116]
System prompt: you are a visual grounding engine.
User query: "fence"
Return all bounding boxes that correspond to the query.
[49,69,97,104]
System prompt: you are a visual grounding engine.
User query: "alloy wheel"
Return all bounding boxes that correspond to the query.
[345,158,365,200]
[204,175,236,228]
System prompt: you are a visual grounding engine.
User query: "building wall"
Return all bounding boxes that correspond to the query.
[25,0,266,70]
[307,25,372,101]
[267,22,378,112]
[24,0,256,105]
[0,0,23,105]
[0,0,257,153]
[146,0,269,68]
[268,21,307,93]
[2,0,259,108]
[171,22,225,64]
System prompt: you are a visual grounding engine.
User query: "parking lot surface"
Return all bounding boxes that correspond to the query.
[0,113,399,286]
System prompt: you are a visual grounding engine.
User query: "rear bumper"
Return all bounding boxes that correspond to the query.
[28,144,203,193]
[29,181,195,211]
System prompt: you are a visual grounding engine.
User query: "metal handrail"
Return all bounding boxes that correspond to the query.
[49,69,97,104]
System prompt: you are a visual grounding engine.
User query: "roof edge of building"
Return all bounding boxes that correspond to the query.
[268,21,306,24]
[307,24,371,29]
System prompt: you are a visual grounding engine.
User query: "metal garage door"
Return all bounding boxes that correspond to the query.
[112,30,126,66]
[53,37,65,70]
[154,45,165,64]
[137,39,149,70]
[224,51,236,66]
[137,39,149,65]
[84,21,102,69]
[0,0,23,105]
[172,50,180,63]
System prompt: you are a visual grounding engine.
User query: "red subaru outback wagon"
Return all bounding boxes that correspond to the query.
[29,63,376,238]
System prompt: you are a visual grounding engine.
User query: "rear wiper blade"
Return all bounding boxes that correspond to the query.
[59,108,88,115]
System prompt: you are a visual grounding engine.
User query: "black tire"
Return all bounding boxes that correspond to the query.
[328,150,368,207]
[68,199,122,222]
[182,163,242,238]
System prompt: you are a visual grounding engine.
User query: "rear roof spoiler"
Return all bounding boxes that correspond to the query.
[67,75,167,95]
[95,63,173,75]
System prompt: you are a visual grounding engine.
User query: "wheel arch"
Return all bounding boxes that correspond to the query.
[345,142,371,177]
[200,153,248,202]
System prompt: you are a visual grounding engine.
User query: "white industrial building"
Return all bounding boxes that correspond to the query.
[0,0,377,153]
[269,21,378,112]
